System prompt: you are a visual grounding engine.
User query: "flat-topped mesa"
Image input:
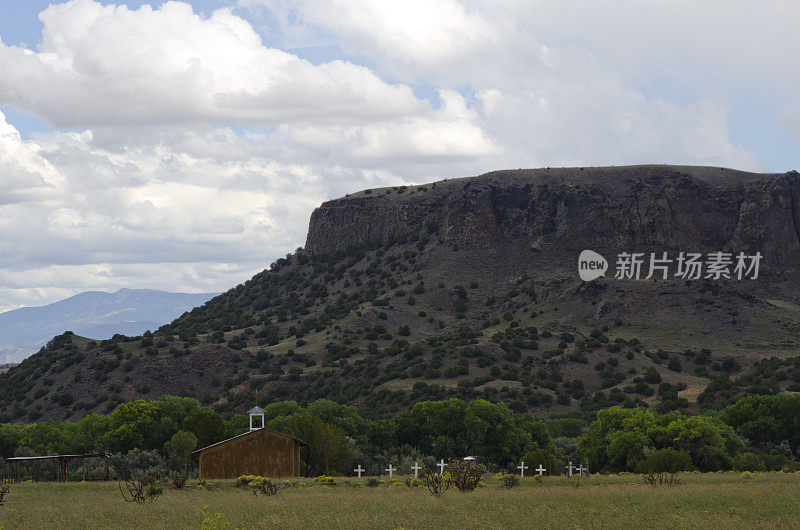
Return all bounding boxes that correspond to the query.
[305,165,800,273]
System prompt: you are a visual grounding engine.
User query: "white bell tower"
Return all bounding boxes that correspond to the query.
[248,406,266,431]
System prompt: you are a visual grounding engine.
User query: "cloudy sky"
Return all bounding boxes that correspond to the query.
[0,0,798,313]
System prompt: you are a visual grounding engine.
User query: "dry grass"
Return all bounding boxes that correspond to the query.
[1,472,799,529]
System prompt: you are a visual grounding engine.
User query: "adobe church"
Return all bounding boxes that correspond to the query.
[194,407,307,479]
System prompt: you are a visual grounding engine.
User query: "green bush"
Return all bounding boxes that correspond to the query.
[732,453,766,472]
[314,475,337,486]
[200,505,231,530]
[498,472,520,488]
[448,459,487,493]
[248,477,278,495]
[644,368,662,384]
[635,449,693,474]
[423,472,451,496]
[522,448,554,473]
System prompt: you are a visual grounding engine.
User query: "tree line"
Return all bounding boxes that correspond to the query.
[2,394,799,477]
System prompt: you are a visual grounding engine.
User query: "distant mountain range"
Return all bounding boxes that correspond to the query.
[0,289,217,363]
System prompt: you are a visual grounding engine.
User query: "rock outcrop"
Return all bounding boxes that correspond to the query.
[306,165,800,273]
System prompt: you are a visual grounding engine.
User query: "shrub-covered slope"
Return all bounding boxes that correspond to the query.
[3,165,800,421]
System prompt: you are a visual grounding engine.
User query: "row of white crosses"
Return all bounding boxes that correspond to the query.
[564,461,589,477]
[353,460,432,479]
[355,458,585,479]
[516,461,547,478]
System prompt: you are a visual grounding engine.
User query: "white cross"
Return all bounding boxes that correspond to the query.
[411,462,422,479]
[385,464,394,478]
[535,464,546,476]
[565,461,574,477]
[577,464,585,477]
[354,464,364,478]
[517,460,528,478]
[437,459,447,476]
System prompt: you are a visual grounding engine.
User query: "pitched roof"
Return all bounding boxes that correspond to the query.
[192,427,307,454]
[248,406,266,414]
[6,453,110,461]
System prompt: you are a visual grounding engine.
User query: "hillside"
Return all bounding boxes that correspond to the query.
[3,165,800,422]
[0,289,217,363]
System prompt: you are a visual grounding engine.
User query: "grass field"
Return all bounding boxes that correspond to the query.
[1,472,799,529]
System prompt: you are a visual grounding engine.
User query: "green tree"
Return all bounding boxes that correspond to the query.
[721,394,800,454]
[18,421,82,455]
[579,406,743,473]
[182,408,225,448]
[75,414,113,452]
[578,407,657,472]
[522,448,554,473]
[164,430,198,476]
[101,396,200,452]
[663,415,741,471]
[288,413,352,475]
[394,398,547,466]
[0,424,23,458]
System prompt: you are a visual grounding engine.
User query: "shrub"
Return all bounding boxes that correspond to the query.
[732,453,766,472]
[642,472,679,486]
[636,448,691,487]
[169,470,188,489]
[498,472,520,488]
[200,505,231,530]
[644,368,662,384]
[523,448,554,473]
[635,449,693,474]
[314,475,337,486]
[249,477,278,495]
[111,449,167,481]
[423,472,451,496]
[119,471,163,504]
[448,459,487,493]
[668,357,682,373]
[236,475,259,487]
[0,485,8,507]
[366,477,382,488]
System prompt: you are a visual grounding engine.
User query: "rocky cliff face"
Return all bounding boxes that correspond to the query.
[306,165,800,273]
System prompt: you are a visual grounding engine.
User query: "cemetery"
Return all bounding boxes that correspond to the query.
[0,469,798,528]
[1,396,800,527]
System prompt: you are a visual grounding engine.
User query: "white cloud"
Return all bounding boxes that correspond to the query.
[0,111,63,197]
[0,0,427,128]
[253,0,774,170]
[252,0,535,83]
[0,109,333,312]
[1,0,798,318]
[286,90,501,162]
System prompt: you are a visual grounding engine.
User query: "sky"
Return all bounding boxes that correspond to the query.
[0,0,798,313]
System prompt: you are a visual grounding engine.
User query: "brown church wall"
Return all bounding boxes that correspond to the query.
[198,429,303,479]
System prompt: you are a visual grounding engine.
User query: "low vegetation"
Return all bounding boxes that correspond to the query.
[1,473,800,528]
[119,471,163,504]
[447,459,486,493]
[422,472,450,496]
